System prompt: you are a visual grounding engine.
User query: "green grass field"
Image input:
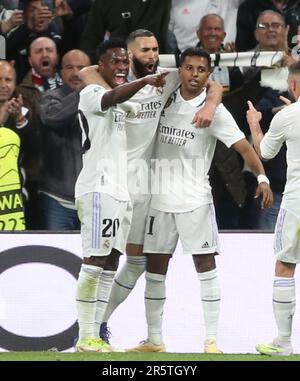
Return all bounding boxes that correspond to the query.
[0,352,299,361]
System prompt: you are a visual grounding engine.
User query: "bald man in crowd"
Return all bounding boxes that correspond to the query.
[38,49,91,230]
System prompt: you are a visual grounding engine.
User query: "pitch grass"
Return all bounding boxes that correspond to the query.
[0,352,299,361]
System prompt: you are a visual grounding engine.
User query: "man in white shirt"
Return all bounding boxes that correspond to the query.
[168,0,242,53]
[247,61,300,356]
[128,47,273,353]
[96,30,223,344]
[74,38,167,353]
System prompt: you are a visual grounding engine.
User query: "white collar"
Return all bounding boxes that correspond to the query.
[175,87,207,107]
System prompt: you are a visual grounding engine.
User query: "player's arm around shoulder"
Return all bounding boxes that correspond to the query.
[192,79,223,128]
[79,65,111,89]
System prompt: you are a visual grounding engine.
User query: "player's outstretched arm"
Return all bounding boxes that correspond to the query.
[233,138,273,209]
[192,79,223,128]
[101,72,169,110]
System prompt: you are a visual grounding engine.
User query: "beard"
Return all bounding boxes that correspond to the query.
[132,57,158,78]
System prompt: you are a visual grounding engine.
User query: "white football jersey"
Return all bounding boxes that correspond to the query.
[260,100,300,218]
[75,84,130,201]
[126,68,180,197]
[151,88,245,212]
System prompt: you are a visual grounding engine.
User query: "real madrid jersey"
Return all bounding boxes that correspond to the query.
[151,88,245,213]
[126,68,180,163]
[75,84,130,201]
[260,99,300,218]
[126,68,180,197]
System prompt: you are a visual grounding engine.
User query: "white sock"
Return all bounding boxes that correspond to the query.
[145,271,166,346]
[76,264,102,340]
[273,276,296,345]
[198,268,221,341]
[94,270,116,337]
[102,256,146,322]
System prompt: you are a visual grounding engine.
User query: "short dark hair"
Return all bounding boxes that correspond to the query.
[95,38,127,62]
[127,29,155,45]
[179,47,211,69]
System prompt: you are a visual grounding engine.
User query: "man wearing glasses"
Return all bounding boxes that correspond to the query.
[255,10,288,53]
[236,0,300,51]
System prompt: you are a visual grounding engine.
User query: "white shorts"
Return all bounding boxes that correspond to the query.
[76,192,132,258]
[274,208,300,264]
[127,194,151,245]
[143,204,220,255]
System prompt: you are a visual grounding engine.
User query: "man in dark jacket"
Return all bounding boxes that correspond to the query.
[79,0,171,63]
[17,35,62,229]
[38,49,90,230]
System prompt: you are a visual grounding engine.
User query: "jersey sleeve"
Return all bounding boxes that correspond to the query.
[260,107,287,160]
[78,84,108,114]
[209,103,245,147]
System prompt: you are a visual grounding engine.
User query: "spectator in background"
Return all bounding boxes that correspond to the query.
[196,14,244,91]
[232,10,291,230]
[17,36,62,229]
[250,10,291,231]
[0,60,30,230]
[0,4,23,36]
[167,0,243,54]
[38,49,90,230]
[79,0,171,64]
[222,10,291,229]
[236,0,300,52]
[54,0,92,54]
[6,0,62,83]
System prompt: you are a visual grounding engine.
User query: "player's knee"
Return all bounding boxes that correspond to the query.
[126,243,143,256]
[194,253,216,273]
[104,248,121,270]
[84,256,106,268]
[146,253,170,275]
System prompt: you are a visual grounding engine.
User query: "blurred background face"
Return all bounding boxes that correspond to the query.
[0,62,16,103]
[255,12,286,50]
[197,15,226,53]
[98,48,129,88]
[128,36,159,77]
[25,0,53,32]
[28,37,58,78]
[60,50,90,91]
